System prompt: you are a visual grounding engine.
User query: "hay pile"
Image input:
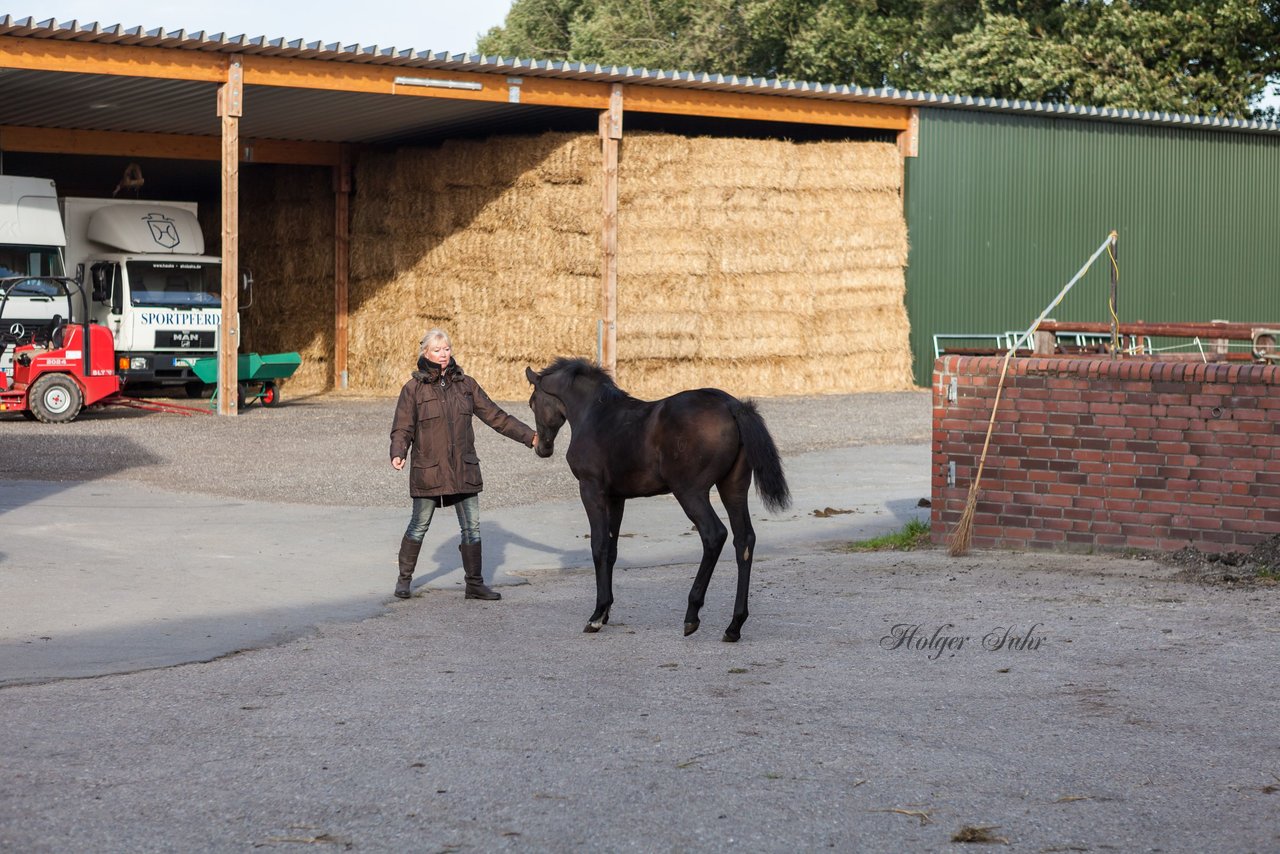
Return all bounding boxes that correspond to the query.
[251,130,913,400]
[238,164,334,392]
[348,133,599,398]
[615,134,913,398]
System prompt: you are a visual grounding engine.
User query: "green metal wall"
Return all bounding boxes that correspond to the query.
[903,108,1280,387]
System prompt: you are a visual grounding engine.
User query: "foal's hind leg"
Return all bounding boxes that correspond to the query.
[718,453,756,642]
[716,473,752,640]
[674,489,728,637]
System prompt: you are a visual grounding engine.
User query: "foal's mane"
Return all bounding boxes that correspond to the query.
[544,357,631,401]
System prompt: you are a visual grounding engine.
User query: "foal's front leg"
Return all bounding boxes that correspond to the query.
[581,488,623,633]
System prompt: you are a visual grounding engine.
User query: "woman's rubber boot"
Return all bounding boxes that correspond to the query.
[460,541,500,600]
[395,536,423,599]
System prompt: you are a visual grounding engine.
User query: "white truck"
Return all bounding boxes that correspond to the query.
[62,196,237,393]
[0,176,73,383]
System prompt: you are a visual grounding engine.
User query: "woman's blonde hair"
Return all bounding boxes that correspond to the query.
[419,328,451,355]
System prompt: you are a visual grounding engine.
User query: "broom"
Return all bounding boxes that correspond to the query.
[949,231,1118,556]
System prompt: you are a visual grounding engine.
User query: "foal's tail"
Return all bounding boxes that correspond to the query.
[732,399,792,513]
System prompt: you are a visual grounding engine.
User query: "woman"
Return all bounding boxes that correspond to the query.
[389,328,536,600]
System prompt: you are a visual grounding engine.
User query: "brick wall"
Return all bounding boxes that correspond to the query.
[931,356,1280,553]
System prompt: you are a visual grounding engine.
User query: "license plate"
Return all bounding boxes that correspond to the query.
[160,330,214,348]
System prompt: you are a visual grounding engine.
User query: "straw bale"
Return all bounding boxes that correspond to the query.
[350,242,396,281]
[421,229,597,276]
[528,135,595,186]
[619,250,711,277]
[354,151,396,193]
[426,133,595,191]
[619,194,904,233]
[615,274,713,313]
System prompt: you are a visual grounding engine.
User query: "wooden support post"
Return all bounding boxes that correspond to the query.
[333,145,352,389]
[896,108,919,158]
[598,84,622,374]
[217,58,243,415]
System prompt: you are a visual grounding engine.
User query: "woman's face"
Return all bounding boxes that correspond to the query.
[423,339,452,367]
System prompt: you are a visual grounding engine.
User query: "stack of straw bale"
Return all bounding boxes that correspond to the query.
[348,133,599,399]
[614,133,912,398]
[247,130,913,400]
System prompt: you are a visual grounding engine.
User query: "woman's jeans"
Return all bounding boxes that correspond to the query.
[404,494,480,545]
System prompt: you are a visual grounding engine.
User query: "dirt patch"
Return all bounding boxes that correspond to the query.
[1156,534,1280,587]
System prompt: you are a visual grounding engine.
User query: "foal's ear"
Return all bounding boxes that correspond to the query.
[525,366,540,385]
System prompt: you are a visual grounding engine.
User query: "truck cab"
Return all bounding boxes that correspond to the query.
[85,249,223,384]
[63,198,233,389]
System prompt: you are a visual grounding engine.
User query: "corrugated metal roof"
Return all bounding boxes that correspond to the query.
[0,66,588,144]
[3,14,1277,136]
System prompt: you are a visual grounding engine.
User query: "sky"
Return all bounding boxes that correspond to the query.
[9,1,517,54]
[8,3,1280,111]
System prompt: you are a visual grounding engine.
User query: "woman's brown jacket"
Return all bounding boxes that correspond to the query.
[389,359,535,499]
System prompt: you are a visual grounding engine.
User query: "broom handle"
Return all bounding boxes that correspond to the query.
[969,231,1117,495]
[1007,231,1117,354]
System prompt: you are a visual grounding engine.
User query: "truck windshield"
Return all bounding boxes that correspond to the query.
[127,260,221,308]
[0,245,65,280]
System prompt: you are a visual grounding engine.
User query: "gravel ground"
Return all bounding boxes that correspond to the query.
[0,389,933,508]
[2,550,1278,852]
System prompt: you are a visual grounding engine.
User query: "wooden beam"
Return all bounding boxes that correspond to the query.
[333,145,352,390]
[0,34,225,80]
[241,138,343,166]
[620,86,912,129]
[244,54,609,109]
[1,125,221,159]
[217,58,243,416]
[598,84,621,375]
[246,56,909,127]
[0,125,342,165]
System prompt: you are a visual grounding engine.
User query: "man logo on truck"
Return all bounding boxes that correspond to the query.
[143,213,181,249]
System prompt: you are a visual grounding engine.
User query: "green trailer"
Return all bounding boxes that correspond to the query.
[186,352,301,409]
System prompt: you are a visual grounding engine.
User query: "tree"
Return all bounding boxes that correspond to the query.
[478,0,1280,120]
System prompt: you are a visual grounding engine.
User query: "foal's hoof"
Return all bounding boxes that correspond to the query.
[683,621,700,636]
[583,622,603,633]
[722,629,740,643]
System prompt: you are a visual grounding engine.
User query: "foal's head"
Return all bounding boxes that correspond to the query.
[526,358,621,457]
[525,365,566,458]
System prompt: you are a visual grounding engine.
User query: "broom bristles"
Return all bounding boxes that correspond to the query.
[948,488,979,556]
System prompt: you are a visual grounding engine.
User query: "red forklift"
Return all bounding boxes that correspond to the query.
[0,276,122,423]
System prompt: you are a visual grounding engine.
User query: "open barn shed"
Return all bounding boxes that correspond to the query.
[0,15,920,407]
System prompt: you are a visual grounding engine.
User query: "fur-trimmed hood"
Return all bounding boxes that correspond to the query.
[412,356,464,384]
